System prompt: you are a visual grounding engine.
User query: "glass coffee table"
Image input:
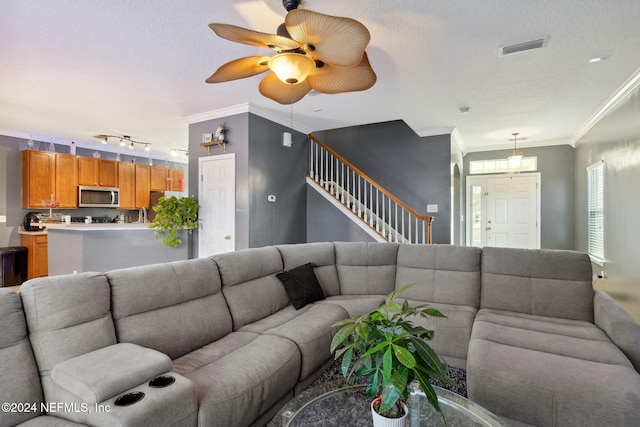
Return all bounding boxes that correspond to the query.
[280,380,507,427]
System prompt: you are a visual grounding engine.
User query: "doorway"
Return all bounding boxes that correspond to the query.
[466,173,540,249]
[198,154,235,257]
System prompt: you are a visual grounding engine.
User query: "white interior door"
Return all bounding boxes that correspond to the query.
[466,174,540,249]
[198,154,235,257]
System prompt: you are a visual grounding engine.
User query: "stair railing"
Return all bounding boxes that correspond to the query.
[309,135,433,244]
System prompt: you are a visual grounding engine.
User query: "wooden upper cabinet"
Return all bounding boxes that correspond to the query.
[169,168,184,192]
[135,164,150,209]
[21,150,55,208]
[150,166,169,191]
[55,153,78,208]
[77,157,99,186]
[99,160,118,187]
[78,157,118,187]
[118,162,136,210]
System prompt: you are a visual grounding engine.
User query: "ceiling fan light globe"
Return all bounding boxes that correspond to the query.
[268,53,315,85]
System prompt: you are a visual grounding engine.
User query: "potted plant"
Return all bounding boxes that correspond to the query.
[150,195,199,248]
[330,284,454,426]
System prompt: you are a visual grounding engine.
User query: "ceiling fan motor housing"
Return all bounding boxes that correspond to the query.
[283,0,301,12]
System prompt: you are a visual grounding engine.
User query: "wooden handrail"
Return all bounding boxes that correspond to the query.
[309,135,434,223]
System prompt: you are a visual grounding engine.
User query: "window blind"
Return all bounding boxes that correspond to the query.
[587,161,604,260]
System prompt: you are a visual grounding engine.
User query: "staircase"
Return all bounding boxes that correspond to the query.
[307,135,433,244]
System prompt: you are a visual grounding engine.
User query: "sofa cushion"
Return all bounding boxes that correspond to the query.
[107,258,231,360]
[480,247,594,321]
[0,288,45,425]
[396,244,481,307]
[403,300,477,370]
[20,273,117,376]
[277,242,340,296]
[467,308,640,426]
[249,304,348,381]
[276,262,325,309]
[174,333,300,427]
[335,242,399,295]
[318,295,386,317]
[214,247,289,330]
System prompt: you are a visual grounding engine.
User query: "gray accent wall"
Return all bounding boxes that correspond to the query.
[312,120,452,244]
[574,84,640,317]
[188,112,307,255]
[463,145,575,250]
[248,114,307,247]
[307,186,376,243]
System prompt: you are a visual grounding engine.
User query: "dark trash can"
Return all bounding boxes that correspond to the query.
[1,246,28,287]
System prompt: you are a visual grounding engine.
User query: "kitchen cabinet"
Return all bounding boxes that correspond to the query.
[150,166,169,191]
[20,233,48,279]
[21,150,55,209]
[169,168,184,192]
[135,164,150,209]
[55,153,78,208]
[78,158,118,187]
[118,162,136,210]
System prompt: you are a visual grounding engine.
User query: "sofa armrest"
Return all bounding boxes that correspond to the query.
[51,343,172,404]
[593,289,640,372]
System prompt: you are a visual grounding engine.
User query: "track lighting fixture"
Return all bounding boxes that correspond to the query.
[95,134,153,153]
[171,149,189,157]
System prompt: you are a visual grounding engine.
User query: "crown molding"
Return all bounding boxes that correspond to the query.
[248,104,314,134]
[570,67,640,147]
[183,103,251,124]
[414,126,456,138]
[183,102,313,135]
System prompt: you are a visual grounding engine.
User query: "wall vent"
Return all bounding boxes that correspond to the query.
[499,37,547,56]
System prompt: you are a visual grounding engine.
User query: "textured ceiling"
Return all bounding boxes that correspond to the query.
[1,0,640,157]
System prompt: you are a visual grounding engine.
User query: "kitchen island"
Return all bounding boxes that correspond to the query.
[46,223,189,275]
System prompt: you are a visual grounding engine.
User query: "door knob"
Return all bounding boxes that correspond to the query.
[486,227,492,230]
[224,235,231,240]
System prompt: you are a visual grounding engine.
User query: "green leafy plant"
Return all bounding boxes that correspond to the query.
[330,284,454,421]
[150,196,199,248]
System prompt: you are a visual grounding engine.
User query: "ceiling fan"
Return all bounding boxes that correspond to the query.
[206,0,376,104]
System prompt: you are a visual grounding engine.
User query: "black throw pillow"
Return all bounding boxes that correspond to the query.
[276,262,326,310]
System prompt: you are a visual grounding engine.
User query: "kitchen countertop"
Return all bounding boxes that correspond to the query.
[18,226,47,235]
[40,223,154,231]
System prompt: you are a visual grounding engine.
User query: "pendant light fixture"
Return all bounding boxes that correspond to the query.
[508,132,523,169]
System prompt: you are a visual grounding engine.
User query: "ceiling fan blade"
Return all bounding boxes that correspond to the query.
[285,9,370,67]
[258,72,311,104]
[209,23,300,51]
[307,52,376,94]
[206,56,271,83]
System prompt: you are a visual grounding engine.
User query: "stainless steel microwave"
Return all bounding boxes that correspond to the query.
[78,186,120,208]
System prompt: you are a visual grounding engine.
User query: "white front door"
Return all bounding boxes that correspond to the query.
[466,173,540,249]
[198,154,235,257]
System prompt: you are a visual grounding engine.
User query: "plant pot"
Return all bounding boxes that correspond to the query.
[371,397,408,427]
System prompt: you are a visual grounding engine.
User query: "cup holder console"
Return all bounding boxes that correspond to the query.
[114,391,145,407]
[149,375,176,388]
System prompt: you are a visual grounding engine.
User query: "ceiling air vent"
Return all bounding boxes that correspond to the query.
[499,37,547,56]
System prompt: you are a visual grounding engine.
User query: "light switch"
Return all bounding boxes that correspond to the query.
[0,215,5,223]
[426,204,438,213]
[267,195,276,203]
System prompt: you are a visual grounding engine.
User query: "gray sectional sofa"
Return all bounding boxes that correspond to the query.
[1,242,639,427]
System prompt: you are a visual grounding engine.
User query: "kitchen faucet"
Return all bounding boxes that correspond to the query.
[138,207,147,224]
